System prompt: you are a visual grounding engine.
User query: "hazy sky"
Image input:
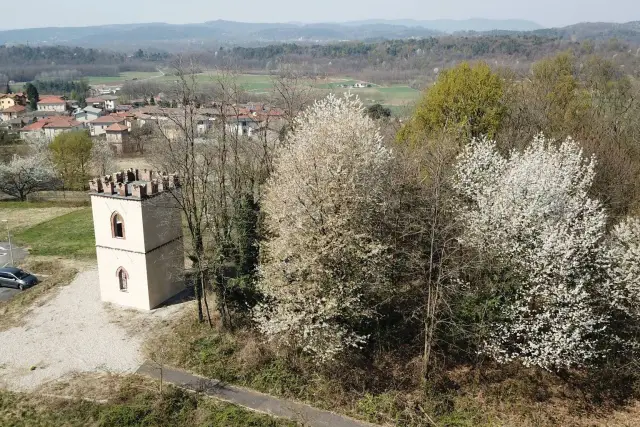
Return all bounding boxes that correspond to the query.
[3,0,639,30]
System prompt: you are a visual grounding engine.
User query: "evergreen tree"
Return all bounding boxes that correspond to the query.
[25,83,39,110]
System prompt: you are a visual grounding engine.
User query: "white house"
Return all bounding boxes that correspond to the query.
[37,96,67,112]
[89,114,127,136]
[225,115,261,137]
[89,170,185,310]
[101,95,119,111]
[20,116,83,142]
[0,105,26,122]
[75,106,103,122]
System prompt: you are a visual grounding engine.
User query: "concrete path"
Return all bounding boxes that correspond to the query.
[136,362,377,427]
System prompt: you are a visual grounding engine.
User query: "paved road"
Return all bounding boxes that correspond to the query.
[0,242,28,301]
[137,362,378,427]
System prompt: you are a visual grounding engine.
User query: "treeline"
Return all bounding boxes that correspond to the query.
[197,34,640,85]
[33,79,90,97]
[0,45,165,82]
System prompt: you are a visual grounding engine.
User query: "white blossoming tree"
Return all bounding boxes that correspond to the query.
[0,154,57,201]
[254,94,393,363]
[454,135,611,370]
[606,218,640,332]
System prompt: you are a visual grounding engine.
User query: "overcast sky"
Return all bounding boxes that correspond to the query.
[2,0,639,30]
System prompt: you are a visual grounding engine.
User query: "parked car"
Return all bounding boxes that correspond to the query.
[0,267,39,290]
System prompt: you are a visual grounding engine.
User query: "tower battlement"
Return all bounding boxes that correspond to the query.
[88,168,180,199]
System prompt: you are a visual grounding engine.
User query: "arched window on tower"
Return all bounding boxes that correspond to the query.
[116,267,128,292]
[111,212,125,239]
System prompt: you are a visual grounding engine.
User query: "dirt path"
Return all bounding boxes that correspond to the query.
[0,267,186,391]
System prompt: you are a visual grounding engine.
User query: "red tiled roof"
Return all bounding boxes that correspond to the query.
[91,114,125,124]
[20,116,81,131]
[38,96,66,105]
[21,121,47,131]
[46,118,82,128]
[86,97,105,103]
[105,123,129,132]
[1,105,25,113]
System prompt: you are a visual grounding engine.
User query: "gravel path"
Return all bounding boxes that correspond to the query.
[0,268,183,391]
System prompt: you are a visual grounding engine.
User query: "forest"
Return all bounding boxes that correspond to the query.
[0,45,165,82]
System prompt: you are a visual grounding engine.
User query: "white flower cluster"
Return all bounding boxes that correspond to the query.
[453,135,636,370]
[254,94,393,363]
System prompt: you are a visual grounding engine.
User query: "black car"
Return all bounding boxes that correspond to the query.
[0,267,39,290]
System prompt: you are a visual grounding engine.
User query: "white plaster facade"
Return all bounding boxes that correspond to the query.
[37,102,67,112]
[90,189,184,310]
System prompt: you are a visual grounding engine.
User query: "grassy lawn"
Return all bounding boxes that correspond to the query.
[0,379,295,426]
[13,208,95,258]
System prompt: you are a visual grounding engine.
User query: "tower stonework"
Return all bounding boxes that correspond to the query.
[89,169,185,310]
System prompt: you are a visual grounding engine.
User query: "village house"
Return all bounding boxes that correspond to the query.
[75,106,103,122]
[0,105,26,122]
[37,96,68,112]
[105,123,131,154]
[101,95,119,111]
[86,97,106,109]
[20,116,83,142]
[0,93,27,110]
[226,115,262,137]
[89,114,127,136]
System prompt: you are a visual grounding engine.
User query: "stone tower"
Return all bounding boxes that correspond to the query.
[89,169,184,310]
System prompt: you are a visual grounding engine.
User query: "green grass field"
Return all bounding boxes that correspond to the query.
[14,208,95,258]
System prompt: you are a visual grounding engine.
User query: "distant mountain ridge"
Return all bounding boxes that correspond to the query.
[343,18,543,32]
[0,19,638,49]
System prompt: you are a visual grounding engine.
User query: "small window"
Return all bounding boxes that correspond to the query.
[117,267,128,292]
[111,212,125,239]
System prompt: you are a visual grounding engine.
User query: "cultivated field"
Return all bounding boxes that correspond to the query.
[84,71,422,107]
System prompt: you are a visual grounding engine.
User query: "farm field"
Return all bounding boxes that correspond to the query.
[10,71,421,110]
[158,72,421,106]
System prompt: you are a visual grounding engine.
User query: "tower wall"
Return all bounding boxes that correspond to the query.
[96,247,150,310]
[90,171,185,311]
[146,239,185,309]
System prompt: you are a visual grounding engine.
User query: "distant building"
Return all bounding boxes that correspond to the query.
[20,116,83,142]
[105,123,130,153]
[86,97,106,109]
[75,106,103,123]
[89,169,185,311]
[89,114,127,136]
[0,105,26,122]
[0,93,27,110]
[37,96,67,112]
[225,115,261,137]
[101,95,119,111]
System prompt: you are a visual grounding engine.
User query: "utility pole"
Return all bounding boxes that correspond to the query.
[2,220,13,266]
